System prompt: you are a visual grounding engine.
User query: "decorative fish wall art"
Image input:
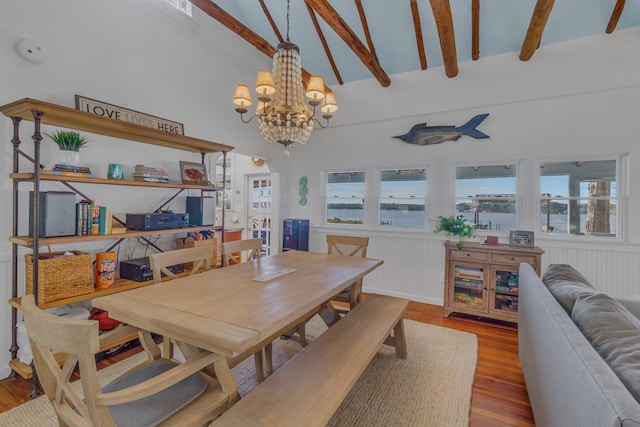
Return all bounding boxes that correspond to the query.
[392,113,490,145]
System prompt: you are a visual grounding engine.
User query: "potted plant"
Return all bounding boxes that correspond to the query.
[434,215,475,249]
[45,130,89,166]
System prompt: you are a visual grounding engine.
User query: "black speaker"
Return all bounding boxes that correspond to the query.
[186,196,216,226]
[29,191,77,237]
[186,196,202,226]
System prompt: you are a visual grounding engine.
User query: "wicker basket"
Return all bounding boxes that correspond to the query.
[25,250,93,304]
[175,237,218,268]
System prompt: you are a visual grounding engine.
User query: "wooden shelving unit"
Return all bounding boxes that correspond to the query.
[443,240,544,323]
[2,97,234,380]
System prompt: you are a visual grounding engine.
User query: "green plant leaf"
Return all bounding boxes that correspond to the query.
[45,130,89,151]
[434,215,476,238]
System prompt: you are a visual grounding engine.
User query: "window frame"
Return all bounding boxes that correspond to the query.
[536,154,626,241]
[453,161,521,236]
[323,169,368,227]
[375,166,428,230]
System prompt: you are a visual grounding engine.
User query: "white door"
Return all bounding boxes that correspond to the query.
[247,174,277,256]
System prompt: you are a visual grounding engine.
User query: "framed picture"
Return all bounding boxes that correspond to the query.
[179,161,210,185]
[509,230,534,247]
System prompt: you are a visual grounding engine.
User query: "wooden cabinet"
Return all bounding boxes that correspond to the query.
[443,240,543,323]
[2,98,234,377]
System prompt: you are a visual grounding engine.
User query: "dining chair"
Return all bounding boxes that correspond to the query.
[21,294,230,427]
[221,238,262,267]
[149,246,213,359]
[326,234,370,311]
[293,235,371,346]
[149,245,213,282]
[221,238,270,380]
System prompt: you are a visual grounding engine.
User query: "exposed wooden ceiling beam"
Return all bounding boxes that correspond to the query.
[355,0,379,64]
[304,0,391,87]
[258,0,284,43]
[190,0,315,84]
[410,0,428,70]
[472,0,479,60]
[606,0,626,34]
[305,2,343,85]
[428,0,458,78]
[519,0,555,61]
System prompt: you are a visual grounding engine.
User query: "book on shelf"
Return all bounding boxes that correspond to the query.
[133,176,170,183]
[76,201,90,235]
[133,169,167,174]
[75,200,99,235]
[455,278,483,288]
[111,225,127,234]
[454,267,483,280]
[134,164,167,173]
[91,201,100,235]
[132,172,169,179]
[98,206,113,235]
[43,169,93,178]
[54,164,92,173]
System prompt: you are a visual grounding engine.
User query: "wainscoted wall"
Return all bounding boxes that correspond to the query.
[541,242,640,298]
[311,228,640,306]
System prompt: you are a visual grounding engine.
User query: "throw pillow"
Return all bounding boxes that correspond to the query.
[542,264,594,287]
[542,264,595,313]
[572,293,640,403]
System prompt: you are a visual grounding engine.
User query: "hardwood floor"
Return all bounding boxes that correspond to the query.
[0,300,535,426]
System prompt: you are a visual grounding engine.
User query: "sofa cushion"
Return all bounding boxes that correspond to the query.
[542,264,595,313]
[572,293,640,404]
[542,264,594,287]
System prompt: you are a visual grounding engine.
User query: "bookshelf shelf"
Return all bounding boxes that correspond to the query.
[10,173,223,191]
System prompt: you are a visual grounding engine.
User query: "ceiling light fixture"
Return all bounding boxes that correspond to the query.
[232,0,337,156]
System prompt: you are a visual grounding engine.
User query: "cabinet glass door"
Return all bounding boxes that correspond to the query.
[450,263,487,312]
[490,267,519,315]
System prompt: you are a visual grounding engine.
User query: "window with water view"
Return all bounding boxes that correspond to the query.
[326,171,366,224]
[456,165,517,232]
[539,159,618,237]
[379,168,427,228]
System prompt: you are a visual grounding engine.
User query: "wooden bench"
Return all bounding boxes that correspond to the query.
[212,293,409,427]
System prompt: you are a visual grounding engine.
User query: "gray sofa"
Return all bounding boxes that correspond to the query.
[518,263,640,427]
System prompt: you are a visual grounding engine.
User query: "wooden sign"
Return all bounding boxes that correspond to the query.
[75,95,184,135]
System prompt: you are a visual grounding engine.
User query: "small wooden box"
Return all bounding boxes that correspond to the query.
[25,250,93,304]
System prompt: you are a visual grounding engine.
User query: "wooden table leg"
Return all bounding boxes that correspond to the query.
[178,342,240,406]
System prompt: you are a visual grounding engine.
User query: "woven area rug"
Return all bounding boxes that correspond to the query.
[0,316,477,427]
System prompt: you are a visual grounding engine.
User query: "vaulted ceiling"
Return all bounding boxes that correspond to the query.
[191,0,639,87]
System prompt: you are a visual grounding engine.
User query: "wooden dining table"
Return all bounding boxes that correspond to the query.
[93,250,383,401]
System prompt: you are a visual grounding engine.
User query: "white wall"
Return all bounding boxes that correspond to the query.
[284,28,640,305]
[0,0,284,378]
[0,0,639,377]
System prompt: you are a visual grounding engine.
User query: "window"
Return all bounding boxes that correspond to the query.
[326,171,366,225]
[456,164,517,232]
[378,168,427,228]
[539,159,620,237]
[164,0,192,16]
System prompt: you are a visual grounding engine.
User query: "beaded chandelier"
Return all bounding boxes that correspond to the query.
[232,0,337,155]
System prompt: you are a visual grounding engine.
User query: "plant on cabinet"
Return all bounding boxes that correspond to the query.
[434,215,476,249]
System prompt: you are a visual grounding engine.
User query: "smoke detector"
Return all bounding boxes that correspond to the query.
[15,38,52,63]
